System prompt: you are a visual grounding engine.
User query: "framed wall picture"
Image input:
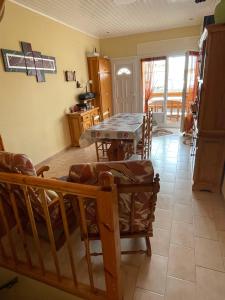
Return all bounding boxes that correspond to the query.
[65,71,76,81]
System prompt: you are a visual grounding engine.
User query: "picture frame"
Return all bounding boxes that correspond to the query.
[65,70,76,82]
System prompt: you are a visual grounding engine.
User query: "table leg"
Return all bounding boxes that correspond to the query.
[107,140,126,161]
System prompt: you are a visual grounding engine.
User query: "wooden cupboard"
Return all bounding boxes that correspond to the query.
[192,24,225,193]
[87,57,113,116]
[67,107,99,147]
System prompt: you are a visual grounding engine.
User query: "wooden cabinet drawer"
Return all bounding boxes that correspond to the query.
[82,113,92,130]
[67,107,99,147]
[83,119,92,130]
[82,114,91,121]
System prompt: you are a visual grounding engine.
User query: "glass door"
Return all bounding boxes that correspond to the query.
[142,53,199,129]
[142,57,167,126]
[166,56,186,128]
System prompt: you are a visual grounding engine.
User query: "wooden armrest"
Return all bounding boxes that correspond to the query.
[36,165,50,177]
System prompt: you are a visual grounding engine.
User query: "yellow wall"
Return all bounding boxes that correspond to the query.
[0,1,99,164]
[100,25,200,58]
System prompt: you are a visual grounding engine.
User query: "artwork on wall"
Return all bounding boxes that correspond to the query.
[65,70,76,81]
[1,41,57,82]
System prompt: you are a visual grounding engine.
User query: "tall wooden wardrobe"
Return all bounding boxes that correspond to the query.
[87,57,113,116]
[192,24,225,193]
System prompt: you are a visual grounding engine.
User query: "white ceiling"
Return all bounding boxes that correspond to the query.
[11,0,218,38]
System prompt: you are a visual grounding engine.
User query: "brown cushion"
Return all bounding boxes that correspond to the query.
[68,160,156,236]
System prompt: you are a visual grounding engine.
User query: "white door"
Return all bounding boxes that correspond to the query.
[111,58,138,114]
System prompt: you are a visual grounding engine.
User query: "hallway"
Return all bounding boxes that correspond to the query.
[1,132,225,300]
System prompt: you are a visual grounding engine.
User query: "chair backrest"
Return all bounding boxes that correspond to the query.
[0,134,5,151]
[92,114,101,125]
[0,151,49,221]
[68,160,159,237]
[102,109,110,120]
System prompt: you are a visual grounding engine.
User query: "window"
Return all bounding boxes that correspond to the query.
[117,67,131,75]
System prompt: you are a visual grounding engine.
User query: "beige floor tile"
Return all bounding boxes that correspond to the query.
[171,221,194,248]
[195,237,224,272]
[168,244,195,282]
[173,204,193,224]
[176,161,191,169]
[136,255,168,295]
[218,230,225,257]
[122,264,139,300]
[157,194,174,210]
[165,276,196,300]
[134,288,164,300]
[192,198,214,218]
[151,227,171,257]
[175,179,191,190]
[173,190,192,206]
[196,266,225,300]
[175,170,192,180]
[154,208,173,230]
[213,209,225,231]
[193,215,218,240]
[159,182,175,194]
[159,173,176,183]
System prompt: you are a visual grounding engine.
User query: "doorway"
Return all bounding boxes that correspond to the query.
[142,53,198,129]
[111,58,139,114]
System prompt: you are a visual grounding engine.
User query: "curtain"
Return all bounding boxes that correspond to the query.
[185,51,199,114]
[141,57,166,113]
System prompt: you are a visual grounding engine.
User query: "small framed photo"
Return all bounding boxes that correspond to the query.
[65,71,76,81]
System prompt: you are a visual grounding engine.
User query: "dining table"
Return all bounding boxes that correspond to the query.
[79,113,144,161]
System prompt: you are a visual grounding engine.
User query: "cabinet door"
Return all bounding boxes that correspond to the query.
[99,72,112,114]
[82,114,92,131]
[99,58,111,73]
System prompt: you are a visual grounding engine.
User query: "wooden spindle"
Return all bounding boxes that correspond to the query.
[130,193,135,234]
[7,185,32,268]
[0,237,6,259]
[58,192,78,285]
[22,186,45,275]
[0,197,18,264]
[40,189,61,281]
[78,196,95,291]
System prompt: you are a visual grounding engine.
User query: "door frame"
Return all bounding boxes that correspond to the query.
[111,57,140,114]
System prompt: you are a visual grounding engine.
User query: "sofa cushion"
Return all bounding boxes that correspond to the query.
[68,160,156,236]
[0,151,37,176]
[0,151,65,222]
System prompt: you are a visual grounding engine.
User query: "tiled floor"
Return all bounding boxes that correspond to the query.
[1,132,225,300]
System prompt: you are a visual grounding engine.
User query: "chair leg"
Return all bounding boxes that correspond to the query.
[95,142,100,162]
[145,236,152,257]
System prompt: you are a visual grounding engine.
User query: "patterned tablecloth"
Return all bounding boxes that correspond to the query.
[80,113,144,147]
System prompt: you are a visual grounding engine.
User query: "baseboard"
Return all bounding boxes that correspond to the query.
[35,146,70,169]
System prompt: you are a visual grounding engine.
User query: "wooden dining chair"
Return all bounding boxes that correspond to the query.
[146,109,153,155]
[102,109,110,120]
[136,116,148,159]
[92,114,101,126]
[136,110,153,159]
[0,134,5,151]
[92,113,110,161]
